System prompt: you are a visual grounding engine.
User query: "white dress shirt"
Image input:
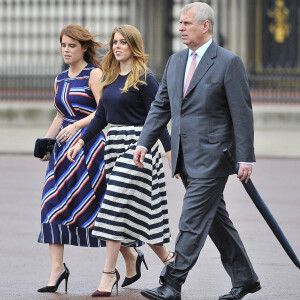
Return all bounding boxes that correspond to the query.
[183,39,212,91]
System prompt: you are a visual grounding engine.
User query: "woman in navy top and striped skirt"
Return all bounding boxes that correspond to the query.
[68,24,174,296]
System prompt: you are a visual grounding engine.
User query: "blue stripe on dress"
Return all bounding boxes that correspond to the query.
[82,193,105,228]
[62,190,95,225]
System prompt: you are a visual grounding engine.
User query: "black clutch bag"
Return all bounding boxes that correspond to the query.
[34,138,56,158]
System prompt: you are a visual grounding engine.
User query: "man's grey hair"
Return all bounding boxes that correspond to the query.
[181,2,214,34]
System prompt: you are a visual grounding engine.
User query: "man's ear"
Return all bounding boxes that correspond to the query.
[202,19,210,33]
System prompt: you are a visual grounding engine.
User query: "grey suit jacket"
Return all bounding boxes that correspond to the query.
[138,40,255,178]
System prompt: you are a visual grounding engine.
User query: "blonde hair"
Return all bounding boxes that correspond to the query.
[60,24,105,68]
[99,24,149,97]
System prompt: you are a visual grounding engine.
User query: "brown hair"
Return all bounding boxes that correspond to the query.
[99,24,149,97]
[60,24,105,68]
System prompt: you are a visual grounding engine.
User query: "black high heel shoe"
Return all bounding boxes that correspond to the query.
[121,248,148,287]
[37,263,70,293]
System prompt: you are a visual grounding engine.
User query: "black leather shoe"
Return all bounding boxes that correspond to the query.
[141,283,181,300]
[219,281,261,299]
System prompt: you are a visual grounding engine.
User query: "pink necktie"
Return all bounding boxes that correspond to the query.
[183,51,196,96]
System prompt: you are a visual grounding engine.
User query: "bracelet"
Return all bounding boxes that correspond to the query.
[74,123,78,131]
[77,140,84,147]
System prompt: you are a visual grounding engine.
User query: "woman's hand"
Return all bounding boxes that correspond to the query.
[165,151,180,179]
[56,123,78,143]
[67,140,84,162]
[40,153,51,162]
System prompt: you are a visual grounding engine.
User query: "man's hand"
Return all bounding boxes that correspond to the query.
[237,163,252,183]
[133,146,147,168]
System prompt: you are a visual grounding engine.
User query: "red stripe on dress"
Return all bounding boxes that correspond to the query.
[44,175,54,186]
[87,142,105,170]
[69,93,93,99]
[49,176,90,222]
[66,195,96,226]
[41,156,84,211]
[93,169,105,193]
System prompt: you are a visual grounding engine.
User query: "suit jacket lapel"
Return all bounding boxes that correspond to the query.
[175,49,189,98]
[184,41,217,97]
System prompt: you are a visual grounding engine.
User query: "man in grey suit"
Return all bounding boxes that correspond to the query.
[134,2,261,300]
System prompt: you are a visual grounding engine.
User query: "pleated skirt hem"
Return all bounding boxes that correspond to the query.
[37,223,106,247]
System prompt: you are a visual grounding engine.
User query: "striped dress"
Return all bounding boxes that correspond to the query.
[38,63,106,247]
[82,73,171,247]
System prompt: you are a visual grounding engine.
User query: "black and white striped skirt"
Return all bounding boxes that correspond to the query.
[91,125,171,246]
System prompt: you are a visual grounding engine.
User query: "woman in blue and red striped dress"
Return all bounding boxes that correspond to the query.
[36,24,107,293]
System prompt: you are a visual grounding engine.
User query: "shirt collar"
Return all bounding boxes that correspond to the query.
[188,39,212,58]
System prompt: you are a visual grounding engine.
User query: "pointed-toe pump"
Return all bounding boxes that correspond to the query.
[121,248,148,287]
[37,263,70,293]
[92,269,120,297]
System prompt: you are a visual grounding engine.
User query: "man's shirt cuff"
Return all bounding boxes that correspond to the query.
[137,145,148,151]
[238,162,254,165]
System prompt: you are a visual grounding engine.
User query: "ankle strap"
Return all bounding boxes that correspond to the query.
[163,251,175,263]
[102,269,116,274]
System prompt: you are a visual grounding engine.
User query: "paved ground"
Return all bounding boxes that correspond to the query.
[0,155,299,300]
